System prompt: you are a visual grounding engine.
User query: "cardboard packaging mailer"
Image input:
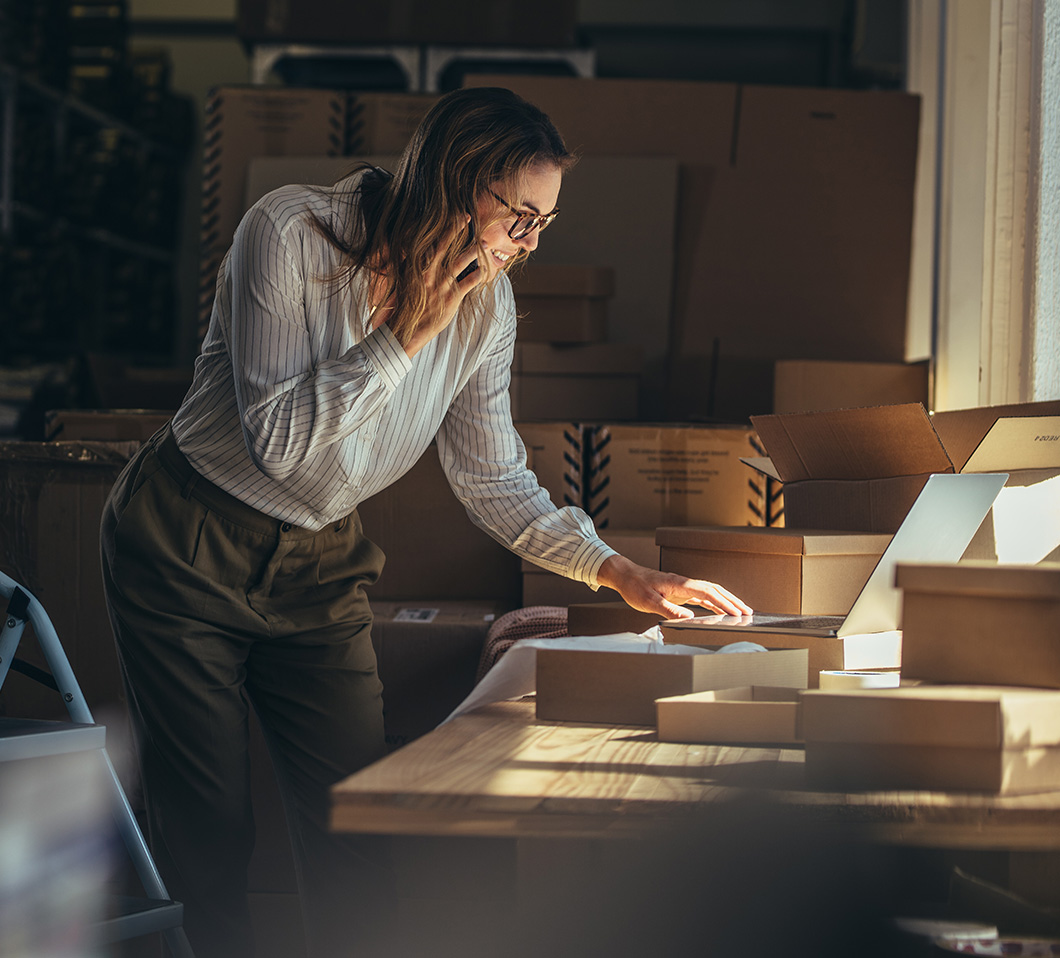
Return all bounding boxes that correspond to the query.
[801,685,1060,794]
[656,526,891,615]
[655,686,802,745]
[535,646,808,727]
[897,561,1060,689]
[745,401,1060,534]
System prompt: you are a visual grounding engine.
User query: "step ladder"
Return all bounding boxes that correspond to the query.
[0,569,195,957]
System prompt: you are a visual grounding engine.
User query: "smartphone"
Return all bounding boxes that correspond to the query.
[456,260,480,281]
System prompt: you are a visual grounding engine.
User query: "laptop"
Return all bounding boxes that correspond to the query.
[663,472,1009,640]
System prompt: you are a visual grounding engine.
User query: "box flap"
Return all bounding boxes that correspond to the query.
[750,404,953,482]
[961,416,1060,473]
[739,456,782,481]
[800,685,1060,748]
[655,525,890,557]
[931,400,1060,471]
[896,561,1060,600]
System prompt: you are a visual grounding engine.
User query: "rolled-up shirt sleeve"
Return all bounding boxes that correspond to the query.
[435,281,617,589]
[227,199,413,480]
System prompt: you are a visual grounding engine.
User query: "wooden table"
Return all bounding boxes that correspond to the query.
[331,699,1060,852]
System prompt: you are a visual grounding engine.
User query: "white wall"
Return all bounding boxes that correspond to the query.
[1034,0,1060,399]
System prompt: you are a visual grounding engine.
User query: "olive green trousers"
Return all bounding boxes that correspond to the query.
[101,426,391,958]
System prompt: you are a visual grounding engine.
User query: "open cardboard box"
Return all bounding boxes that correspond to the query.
[655,686,802,745]
[801,684,1060,794]
[744,401,1060,537]
[656,526,891,615]
[535,646,807,727]
[897,561,1060,689]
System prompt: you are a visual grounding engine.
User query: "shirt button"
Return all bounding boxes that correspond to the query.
[281,522,292,533]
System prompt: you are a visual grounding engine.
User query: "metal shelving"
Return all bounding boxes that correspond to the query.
[0,62,187,363]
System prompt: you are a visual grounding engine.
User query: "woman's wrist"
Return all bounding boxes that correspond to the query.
[597,554,637,592]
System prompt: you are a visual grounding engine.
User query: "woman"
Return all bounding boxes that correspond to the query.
[100,86,751,958]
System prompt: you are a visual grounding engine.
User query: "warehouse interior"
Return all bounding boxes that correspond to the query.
[1,1,1060,957]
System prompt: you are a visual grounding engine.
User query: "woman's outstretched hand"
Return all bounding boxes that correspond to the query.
[596,554,754,621]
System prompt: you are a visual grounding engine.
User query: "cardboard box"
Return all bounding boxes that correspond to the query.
[567,601,665,637]
[0,441,138,720]
[237,0,577,46]
[773,360,930,414]
[44,409,172,442]
[510,374,638,421]
[510,265,614,344]
[519,420,770,531]
[198,88,436,337]
[507,155,680,418]
[466,77,921,422]
[515,420,584,511]
[520,572,599,608]
[535,646,808,726]
[244,154,398,213]
[747,401,1060,533]
[586,423,767,530]
[514,298,607,343]
[512,343,643,418]
[357,446,521,603]
[656,526,891,614]
[510,343,642,420]
[658,622,901,689]
[521,529,658,609]
[655,686,802,744]
[897,561,1060,689]
[371,600,513,745]
[670,85,921,421]
[84,354,194,410]
[801,685,1060,793]
[510,264,616,300]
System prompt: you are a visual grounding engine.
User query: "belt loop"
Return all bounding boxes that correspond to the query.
[181,473,197,499]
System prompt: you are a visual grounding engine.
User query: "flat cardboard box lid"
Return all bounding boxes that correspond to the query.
[895,560,1060,600]
[509,263,616,298]
[656,525,891,557]
[749,403,953,483]
[800,685,1060,749]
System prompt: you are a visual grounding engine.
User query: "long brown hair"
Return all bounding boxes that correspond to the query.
[317,87,576,346]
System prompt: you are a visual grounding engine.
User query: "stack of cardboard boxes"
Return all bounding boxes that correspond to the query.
[801,560,1060,794]
[533,399,1060,798]
[509,263,643,422]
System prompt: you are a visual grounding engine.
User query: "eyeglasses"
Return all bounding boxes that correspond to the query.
[489,190,560,240]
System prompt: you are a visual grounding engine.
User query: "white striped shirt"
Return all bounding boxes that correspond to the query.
[171,175,616,588]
